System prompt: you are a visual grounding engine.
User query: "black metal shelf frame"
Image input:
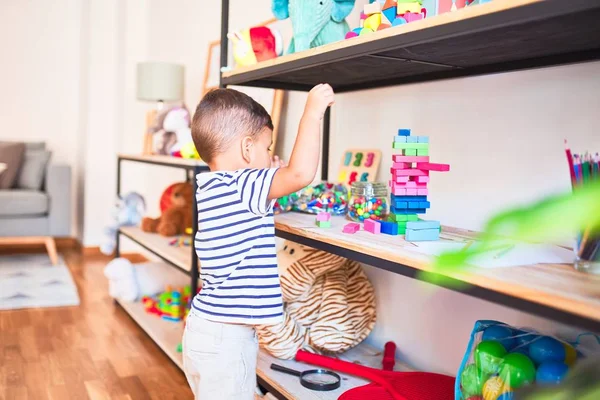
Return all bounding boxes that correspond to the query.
[115,155,209,297]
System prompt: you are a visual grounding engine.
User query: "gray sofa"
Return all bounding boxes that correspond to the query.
[0,143,71,238]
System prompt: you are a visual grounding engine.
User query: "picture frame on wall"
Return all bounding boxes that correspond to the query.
[202,19,285,156]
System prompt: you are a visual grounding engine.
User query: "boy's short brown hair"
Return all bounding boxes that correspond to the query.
[191,89,274,163]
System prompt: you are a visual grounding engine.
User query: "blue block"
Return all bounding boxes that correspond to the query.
[394,136,407,143]
[408,202,421,208]
[419,201,431,209]
[417,136,429,143]
[394,201,408,208]
[380,220,398,235]
[405,228,440,241]
[406,136,419,143]
[391,207,427,214]
[406,220,440,230]
[382,6,397,27]
[352,28,362,35]
[391,195,427,202]
[397,129,411,136]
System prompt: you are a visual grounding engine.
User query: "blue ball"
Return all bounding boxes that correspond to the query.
[497,393,514,400]
[529,337,566,365]
[536,362,569,385]
[482,325,515,351]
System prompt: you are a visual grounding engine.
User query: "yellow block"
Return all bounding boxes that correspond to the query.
[397,2,422,14]
[364,14,382,31]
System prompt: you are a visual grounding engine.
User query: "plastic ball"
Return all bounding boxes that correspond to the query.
[529,337,566,365]
[536,362,569,385]
[483,325,516,351]
[461,364,488,397]
[499,353,536,389]
[482,376,510,400]
[476,341,507,375]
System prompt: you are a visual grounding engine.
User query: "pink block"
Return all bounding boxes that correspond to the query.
[391,168,429,177]
[417,189,429,195]
[392,155,429,163]
[416,176,430,183]
[406,189,418,195]
[364,219,381,234]
[316,212,331,222]
[342,223,360,234]
[416,162,450,172]
[390,177,409,186]
[393,188,407,196]
[392,162,412,169]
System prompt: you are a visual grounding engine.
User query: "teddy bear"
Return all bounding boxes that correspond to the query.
[141,182,193,236]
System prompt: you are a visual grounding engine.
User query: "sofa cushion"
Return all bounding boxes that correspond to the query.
[0,142,25,189]
[0,190,48,217]
[16,150,52,190]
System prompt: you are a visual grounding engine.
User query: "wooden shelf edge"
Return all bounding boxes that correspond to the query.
[118,153,209,169]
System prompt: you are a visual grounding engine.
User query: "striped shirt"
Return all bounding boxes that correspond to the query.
[191,168,284,325]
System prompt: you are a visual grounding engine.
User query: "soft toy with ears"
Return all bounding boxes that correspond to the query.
[141,182,194,237]
[272,0,356,53]
[228,26,284,67]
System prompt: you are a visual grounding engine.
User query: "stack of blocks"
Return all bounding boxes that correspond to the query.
[388,129,450,240]
[316,212,331,228]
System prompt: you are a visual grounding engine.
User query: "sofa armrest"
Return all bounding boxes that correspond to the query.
[46,164,72,236]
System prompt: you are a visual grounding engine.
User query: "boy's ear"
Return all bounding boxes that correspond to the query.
[241,136,253,163]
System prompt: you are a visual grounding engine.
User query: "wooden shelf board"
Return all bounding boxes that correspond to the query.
[275,213,600,329]
[257,343,413,400]
[119,226,192,273]
[222,0,600,92]
[116,298,184,369]
[119,153,209,169]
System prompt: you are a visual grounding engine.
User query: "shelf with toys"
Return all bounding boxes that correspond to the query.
[222,0,600,93]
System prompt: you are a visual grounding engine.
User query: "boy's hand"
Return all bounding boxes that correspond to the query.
[304,84,334,120]
[271,155,287,168]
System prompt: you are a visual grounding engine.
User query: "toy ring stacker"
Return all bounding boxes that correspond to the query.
[270,363,341,391]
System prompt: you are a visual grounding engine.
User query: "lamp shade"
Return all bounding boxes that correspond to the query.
[136,62,184,102]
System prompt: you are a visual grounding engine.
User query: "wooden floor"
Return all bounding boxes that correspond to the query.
[0,248,193,400]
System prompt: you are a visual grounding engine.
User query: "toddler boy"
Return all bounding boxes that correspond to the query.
[183,84,334,399]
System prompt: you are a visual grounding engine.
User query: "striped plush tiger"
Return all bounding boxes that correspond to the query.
[256,240,376,359]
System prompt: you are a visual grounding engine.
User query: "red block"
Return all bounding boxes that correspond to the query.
[416,162,450,172]
[392,155,429,163]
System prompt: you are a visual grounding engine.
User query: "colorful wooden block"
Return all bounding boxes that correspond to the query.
[397,128,411,136]
[382,2,397,24]
[406,189,417,195]
[415,176,430,183]
[391,207,427,214]
[404,149,417,156]
[406,136,419,143]
[364,219,381,234]
[417,148,429,156]
[392,155,429,163]
[364,13,382,30]
[417,136,429,143]
[392,162,412,169]
[380,221,398,235]
[391,181,417,188]
[408,201,421,208]
[391,168,429,177]
[389,213,419,222]
[416,162,450,172]
[419,201,431,208]
[316,212,331,222]
[417,189,429,195]
[392,188,406,196]
[394,136,408,143]
[391,195,427,202]
[342,223,360,234]
[392,143,430,150]
[364,1,382,15]
[406,220,441,230]
[316,220,331,228]
[394,201,408,208]
[397,2,423,14]
[405,228,440,241]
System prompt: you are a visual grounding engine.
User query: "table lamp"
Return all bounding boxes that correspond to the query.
[136,62,185,155]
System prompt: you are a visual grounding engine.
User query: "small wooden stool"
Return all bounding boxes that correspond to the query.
[0,236,58,265]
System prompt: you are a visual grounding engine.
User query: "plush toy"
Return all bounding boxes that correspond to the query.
[228,25,284,67]
[103,258,190,302]
[148,105,196,156]
[256,240,376,359]
[100,192,146,255]
[141,182,193,236]
[272,0,356,54]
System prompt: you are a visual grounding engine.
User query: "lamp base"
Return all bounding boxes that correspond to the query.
[142,109,158,155]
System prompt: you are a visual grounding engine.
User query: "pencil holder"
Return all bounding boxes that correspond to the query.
[574,233,600,274]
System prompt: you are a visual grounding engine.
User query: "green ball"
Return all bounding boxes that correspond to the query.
[461,363,489,397]
[499,353,536,389]
[476,340,507,374]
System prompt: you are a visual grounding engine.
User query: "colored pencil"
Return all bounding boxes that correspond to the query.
[565,140,576,187]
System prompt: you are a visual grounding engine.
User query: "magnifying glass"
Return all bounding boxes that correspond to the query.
[270,363,341,391]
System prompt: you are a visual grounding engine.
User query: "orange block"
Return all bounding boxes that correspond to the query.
[378,24,391,31]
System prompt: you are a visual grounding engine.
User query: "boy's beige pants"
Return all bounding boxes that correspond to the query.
[183,311,258,400]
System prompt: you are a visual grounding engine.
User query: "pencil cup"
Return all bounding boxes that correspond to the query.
[574,234,600,274]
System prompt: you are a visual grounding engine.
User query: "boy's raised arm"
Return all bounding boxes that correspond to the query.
[268,84,335,200]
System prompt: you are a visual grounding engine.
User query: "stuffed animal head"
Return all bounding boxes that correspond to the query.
[169,182,193,208]
[163,107,190,132]
[228,26,283,67]
[277,240,347,286]
[114,192,146,226]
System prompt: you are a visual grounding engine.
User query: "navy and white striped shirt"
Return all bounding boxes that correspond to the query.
[192,168,284,324]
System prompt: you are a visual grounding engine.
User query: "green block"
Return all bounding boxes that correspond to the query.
[389,213,419,222]
[398,226,406,235]
[417,148,429,156]
[392,142,430,150]
[316,220,331,228]
[404,148,417,156]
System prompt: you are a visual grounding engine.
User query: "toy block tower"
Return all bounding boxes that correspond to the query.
[388,129,449,240]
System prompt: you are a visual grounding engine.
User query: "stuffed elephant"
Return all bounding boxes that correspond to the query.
[272,0,356,53]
